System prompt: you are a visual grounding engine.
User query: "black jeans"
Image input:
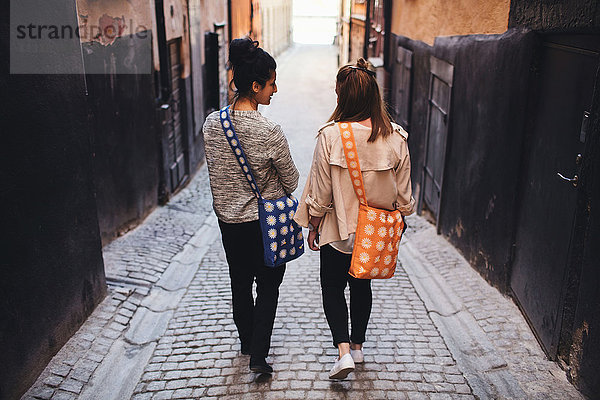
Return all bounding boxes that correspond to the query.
[218,219,286,358]
[320,244,372,347]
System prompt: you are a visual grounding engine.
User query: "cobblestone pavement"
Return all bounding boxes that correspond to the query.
[23,45,583,400]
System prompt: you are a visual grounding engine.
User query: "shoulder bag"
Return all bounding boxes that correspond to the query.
[219,106,304,267]
[338,122,405,279]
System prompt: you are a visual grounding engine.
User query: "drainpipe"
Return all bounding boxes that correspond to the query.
[348,0,353,62]
[227,0,232,42]
[383,0,392,70]
[363,0,371,59]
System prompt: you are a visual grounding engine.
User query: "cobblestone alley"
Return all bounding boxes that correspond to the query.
[23,45,584,400]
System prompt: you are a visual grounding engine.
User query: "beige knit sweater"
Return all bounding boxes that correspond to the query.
[202,108,299,223]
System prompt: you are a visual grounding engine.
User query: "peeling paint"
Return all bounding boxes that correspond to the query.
[568,320,589,386]
[455,218,464,238]
[478,250,492,271]
[99,14,126,45]
[76,0,153,45]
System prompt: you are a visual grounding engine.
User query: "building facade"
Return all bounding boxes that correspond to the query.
[257,0,293,58]
[1,0,293,397]
[341,0,599,396]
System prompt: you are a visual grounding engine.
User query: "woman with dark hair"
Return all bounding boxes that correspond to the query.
[202,37,299,374]
[295,58,415,379]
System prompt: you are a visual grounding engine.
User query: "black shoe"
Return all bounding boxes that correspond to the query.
[249,356,273,374]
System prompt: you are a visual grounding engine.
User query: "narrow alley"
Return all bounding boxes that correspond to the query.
[23,45,583,400]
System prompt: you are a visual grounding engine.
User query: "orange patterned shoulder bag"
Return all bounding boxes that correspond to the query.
[338,122,405,279]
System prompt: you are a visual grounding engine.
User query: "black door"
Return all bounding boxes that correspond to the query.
[511,36,599,357]
[204,32,220,114]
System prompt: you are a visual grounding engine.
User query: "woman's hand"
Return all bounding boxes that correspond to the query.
[308,230,320,251]
[307,215,323,251]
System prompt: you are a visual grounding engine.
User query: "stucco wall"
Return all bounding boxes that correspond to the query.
[231,0,252,39]
[391,0,510,46]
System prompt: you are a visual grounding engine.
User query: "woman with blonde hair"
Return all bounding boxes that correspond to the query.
[295,58,415,379]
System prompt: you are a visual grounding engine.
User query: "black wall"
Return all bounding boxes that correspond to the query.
[0,3,106,399]
[84,32,205,243]
[509,0,600,32]
[508,3,600,397]
[391,30,537,290]
[435,30,537,291]
[390,6,600,396]
[83,33,161,245]
[560,55,600,400]
[570,92,600,398]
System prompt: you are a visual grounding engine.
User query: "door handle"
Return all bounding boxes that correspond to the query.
[161,103,170,110]
[557,172,579,187]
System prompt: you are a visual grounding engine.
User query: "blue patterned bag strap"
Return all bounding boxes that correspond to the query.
[218,105,263,200]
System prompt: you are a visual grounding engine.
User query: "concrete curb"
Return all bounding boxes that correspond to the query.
[78,214,221,400]
[399,229,528,399]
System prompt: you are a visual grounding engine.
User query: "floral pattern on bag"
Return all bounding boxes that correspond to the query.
[338,122,405,279]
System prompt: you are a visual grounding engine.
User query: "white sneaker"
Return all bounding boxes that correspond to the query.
[329,353,355,379]
[350,348,364,363]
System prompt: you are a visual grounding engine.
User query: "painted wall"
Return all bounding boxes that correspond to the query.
[391,0,510,46]
[75,0,160,244]
[0,1,106,398]
[231,0,252,39]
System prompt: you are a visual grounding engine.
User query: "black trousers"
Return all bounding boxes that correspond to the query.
[320,244,372,348]
[218,219,285,358]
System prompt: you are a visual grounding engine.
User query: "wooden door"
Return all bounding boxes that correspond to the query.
[165,39,187,192]
[420,56,454,223]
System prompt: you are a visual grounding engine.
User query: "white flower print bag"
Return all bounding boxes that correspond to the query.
[219,106,305,267]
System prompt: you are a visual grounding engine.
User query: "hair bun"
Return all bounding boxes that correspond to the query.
[229,37,260,67]
[356,57,373,71]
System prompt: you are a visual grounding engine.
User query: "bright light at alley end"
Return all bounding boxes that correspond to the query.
[292,0,338,45]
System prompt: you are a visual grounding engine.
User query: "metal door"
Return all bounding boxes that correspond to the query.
[164,39,187,192]
[420,56,454,222]
[510,36,599,357]
[393,45,412,129]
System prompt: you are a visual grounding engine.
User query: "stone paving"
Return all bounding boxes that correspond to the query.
[22,44,584,400]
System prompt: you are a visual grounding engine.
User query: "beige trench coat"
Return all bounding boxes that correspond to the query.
[294,121,415,248]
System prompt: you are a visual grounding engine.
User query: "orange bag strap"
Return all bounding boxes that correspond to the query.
[338,122,369,207]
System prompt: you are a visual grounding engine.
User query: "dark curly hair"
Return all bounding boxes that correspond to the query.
[228,37,276,101]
